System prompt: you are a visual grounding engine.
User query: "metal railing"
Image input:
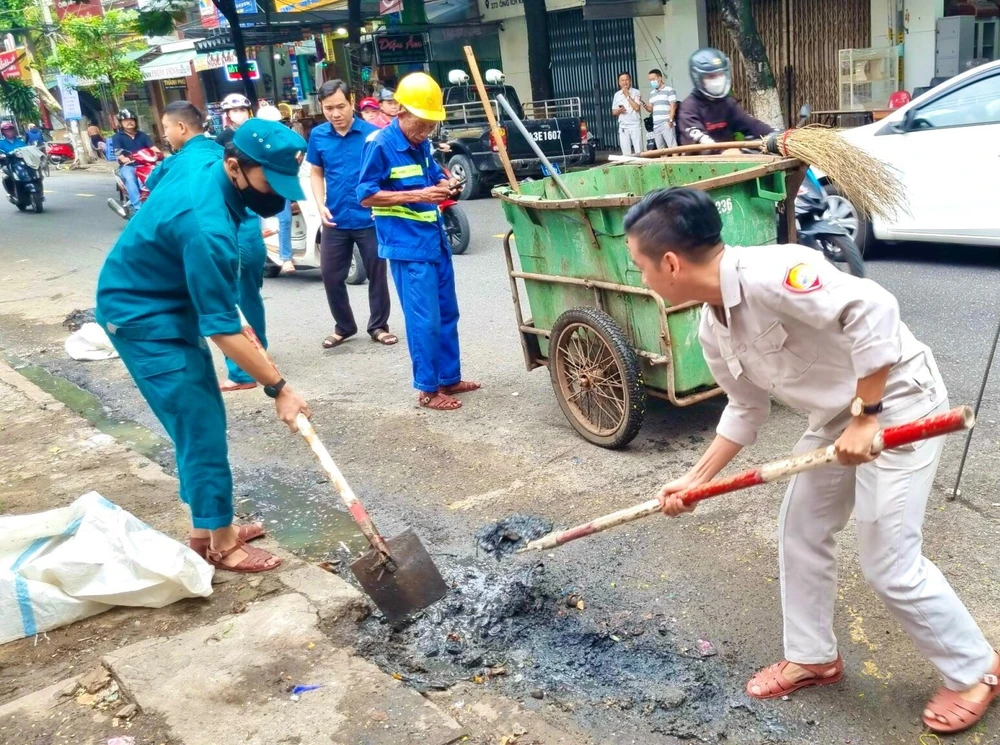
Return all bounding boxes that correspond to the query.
[522,97,582,120]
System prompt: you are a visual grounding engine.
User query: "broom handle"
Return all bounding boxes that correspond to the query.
[519,407,974,553]
[638,139,765,158]
[235,312,393,562]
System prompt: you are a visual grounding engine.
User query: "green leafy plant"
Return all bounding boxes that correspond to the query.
[0,77,40,124]
[51,10,146,105]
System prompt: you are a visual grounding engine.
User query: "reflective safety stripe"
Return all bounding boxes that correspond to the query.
[389,164,424,179]
[371,205,439,222]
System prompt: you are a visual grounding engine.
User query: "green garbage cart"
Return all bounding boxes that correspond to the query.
[496,155,805,448]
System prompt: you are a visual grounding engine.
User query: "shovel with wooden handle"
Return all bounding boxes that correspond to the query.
[519,406,975,554]
[236,314,448,624]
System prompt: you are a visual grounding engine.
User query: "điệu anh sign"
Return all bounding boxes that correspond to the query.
[374,33,428,65]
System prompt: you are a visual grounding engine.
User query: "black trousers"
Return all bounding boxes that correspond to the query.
[320,226,391,338]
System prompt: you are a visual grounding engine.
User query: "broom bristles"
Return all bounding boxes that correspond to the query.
[771,126,908,222]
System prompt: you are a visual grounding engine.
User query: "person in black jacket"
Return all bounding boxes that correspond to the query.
[676,48,774,150]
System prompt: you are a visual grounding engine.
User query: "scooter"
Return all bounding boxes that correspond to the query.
[788,104,864,277]
[433,148,471,255]
[1,146,45,213]
[107,148,163,220]
[44,141,74,169]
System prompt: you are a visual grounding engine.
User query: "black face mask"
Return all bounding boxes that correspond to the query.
[233,165,286,218]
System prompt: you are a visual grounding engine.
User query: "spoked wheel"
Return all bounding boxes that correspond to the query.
[549,307,646,449]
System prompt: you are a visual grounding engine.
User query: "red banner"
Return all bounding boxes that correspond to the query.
[0,50,23,81]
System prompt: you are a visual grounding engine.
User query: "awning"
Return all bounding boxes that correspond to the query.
[141,49,197,82]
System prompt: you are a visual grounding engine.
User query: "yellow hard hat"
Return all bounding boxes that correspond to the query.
[394,72,446,122]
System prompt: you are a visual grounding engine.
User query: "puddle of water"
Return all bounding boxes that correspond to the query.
[234,469,367,560]
[2,351,171,461]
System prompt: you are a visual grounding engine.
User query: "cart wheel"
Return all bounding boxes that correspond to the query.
[549,307,646,449]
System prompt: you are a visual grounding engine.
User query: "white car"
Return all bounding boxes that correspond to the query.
[824,60,1000,250]
[260,161,368,284]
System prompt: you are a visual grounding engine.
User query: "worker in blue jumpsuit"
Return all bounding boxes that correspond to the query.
[148,101,270,393]
[95,119,310,573]
[357,72,480,411]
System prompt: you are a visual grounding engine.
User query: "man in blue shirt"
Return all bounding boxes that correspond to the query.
[96,120,310,573]
[307,80,395,349]
[0,122,26,155]
[110,109,158,213]
[25,123,45,146]
[357,72,479,411]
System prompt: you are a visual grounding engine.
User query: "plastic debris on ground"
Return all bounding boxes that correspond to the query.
[290,683,323,701]
[65,322,118,361]
[107,737,136,745]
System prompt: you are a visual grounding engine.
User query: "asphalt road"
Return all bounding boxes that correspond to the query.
[2,169,999,745]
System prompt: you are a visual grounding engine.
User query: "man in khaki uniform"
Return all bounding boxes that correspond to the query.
[623,187,998,734]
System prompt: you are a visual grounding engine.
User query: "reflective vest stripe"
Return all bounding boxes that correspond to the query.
[371,205,439,222]
[388,164,424,179]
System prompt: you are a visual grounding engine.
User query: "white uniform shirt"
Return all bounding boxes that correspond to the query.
[613,88,642,128]
[701,244,945,446]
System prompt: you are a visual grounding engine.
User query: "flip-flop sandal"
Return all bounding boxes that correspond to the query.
[279,262,296,275]
[189,524,265,558]
[207,539,281,574]
[440,381,481,394]
[418,392,462,411]
[922,650,1000,734]
[220,381,257,392]
[372,330,398,346]
[746,657,844,699]
[322,333,352,349]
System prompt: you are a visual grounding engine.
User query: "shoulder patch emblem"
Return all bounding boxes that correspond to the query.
[783,263,822,293]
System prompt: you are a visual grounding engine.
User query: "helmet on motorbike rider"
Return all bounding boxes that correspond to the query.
[1,122,15,135]
[255,105,283,122]
[117,109,138,124]
[689,47,732,100]
[221,93,252,112]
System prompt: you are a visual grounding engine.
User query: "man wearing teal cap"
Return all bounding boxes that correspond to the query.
[96,119,310,574]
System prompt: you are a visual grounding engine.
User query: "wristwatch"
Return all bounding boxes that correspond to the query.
[850,396,883,417]
[264,378,286,399]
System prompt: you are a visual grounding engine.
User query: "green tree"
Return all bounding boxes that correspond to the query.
[52,10,145,107]
[718,0,785,129]
[0,0,33,30]
[0,77,39,124]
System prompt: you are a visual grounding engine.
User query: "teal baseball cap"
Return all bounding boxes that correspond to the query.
[233,119,307,202]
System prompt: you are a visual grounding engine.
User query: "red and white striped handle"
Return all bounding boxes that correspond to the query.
[237,312,393,563]
[518,406,975,554]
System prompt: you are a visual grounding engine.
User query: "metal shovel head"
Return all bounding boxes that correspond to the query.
[350,528,449,625]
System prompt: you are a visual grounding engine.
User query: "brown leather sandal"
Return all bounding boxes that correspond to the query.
[189,524,265,559]
[206,540,281,574]
[746,656,844,699]
[418,392,462,410]
[439,380,481,394]
[371,330,398,345]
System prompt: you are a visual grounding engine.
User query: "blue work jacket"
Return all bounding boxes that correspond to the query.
[356,118,448,262]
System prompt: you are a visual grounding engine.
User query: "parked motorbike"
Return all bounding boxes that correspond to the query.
[433,148,471,255]
[45,141,75,169]
[790,105,864,277]
[107,148,163,220]
[1,146,46,213]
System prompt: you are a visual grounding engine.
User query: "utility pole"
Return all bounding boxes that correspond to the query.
[213,0,257,108]
[37,0,91,164]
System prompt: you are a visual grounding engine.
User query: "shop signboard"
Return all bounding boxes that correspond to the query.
[0,49,23,80]
[198,0,220,28]
[196,50,257,72]
[374,33,429,65]
[142,60,194,82]
[225,60,260,81]
[161,77,189,90]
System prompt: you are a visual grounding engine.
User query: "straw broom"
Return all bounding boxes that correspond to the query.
[639,126,908,223]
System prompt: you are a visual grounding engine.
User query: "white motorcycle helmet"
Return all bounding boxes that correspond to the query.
[255,105,283,122]
[221,93,252,111]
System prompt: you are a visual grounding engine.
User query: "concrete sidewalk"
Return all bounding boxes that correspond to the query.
[0,360,589,745]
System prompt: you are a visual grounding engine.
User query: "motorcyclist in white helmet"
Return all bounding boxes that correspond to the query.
[216,93,253,147]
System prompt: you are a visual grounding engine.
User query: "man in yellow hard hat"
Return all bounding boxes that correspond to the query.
[358,71,480,411]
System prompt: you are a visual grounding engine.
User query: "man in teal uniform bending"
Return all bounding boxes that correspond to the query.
[146,100,271,393]
[96,119,309,574]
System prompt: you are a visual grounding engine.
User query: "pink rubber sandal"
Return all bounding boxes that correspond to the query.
[922,650,1000,734]
[746,656,844,699]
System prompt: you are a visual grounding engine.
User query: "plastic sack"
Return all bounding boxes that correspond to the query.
[65,322,118,361]
[0,492,213,645]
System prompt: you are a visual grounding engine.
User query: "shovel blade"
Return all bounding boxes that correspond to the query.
[350,528,448,624]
